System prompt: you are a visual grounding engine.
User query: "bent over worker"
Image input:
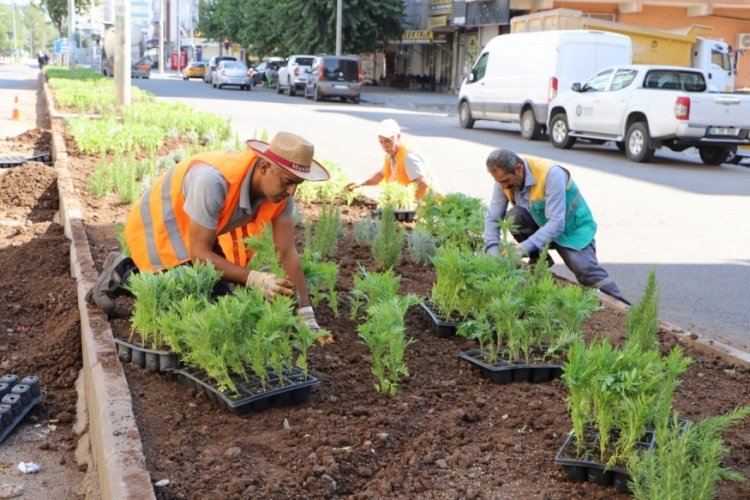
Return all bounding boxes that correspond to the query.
[346,118,437,199]
[89,131,332,338]
[483,148,628,304]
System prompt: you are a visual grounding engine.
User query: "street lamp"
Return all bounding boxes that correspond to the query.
[335,0,342,56]
[11,0,18,53]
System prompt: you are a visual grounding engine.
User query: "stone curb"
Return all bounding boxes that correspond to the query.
[43,74,155,500]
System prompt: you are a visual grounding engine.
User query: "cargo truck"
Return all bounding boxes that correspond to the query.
[510,9,735,92]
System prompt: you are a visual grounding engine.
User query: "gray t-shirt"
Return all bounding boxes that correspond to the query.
[384,149,428,182]
[182,163,295,234]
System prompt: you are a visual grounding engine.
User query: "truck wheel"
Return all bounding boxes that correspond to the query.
[459,101,475,129]
[276,80,283,94]
[625,122,655,162]
[549,114,576,149]
[520,108,541,140]
[314,86,322,102]
[698,146,732,165]
[288,81,296,97]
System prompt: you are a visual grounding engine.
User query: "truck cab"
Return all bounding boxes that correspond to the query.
[691,38,734,92]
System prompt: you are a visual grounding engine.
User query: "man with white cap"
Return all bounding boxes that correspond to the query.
[346,118,436,199]
[88,131,332,340]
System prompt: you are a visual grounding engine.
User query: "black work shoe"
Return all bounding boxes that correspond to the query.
[90,252,132,314]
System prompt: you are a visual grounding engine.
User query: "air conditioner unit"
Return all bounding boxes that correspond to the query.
[737,33,750,50]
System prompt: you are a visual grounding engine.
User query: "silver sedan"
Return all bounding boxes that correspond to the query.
[212,61,252,90]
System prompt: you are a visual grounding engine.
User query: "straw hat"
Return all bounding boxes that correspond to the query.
[247,131,329,182]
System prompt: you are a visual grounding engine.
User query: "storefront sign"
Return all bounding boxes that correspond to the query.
[429,15,449,28]
[402,30,434,44]
[430,0,452,15]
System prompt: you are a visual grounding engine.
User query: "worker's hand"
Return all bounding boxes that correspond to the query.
[297,306,334,344]
[345,181,360,192]
[245,270,295,300]
[501,242,528,260]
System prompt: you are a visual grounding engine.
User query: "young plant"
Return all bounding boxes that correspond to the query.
[416,192,486,251]
[371,204,404,269]
[406,229,437,266]
[301,255,340,317]
[625,269,660,353]
[243,225,284,275]
[353,213,377,247]
[303,203,341,260]
[379,181,417,211]
[629,406,750,500]
[357,295,421,396]
[349,267,401,320]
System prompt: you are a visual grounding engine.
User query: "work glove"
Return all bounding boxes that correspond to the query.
[344,181,360,192]
[297,306,334,345]
[245,270,295,300]
[502,242,528,260]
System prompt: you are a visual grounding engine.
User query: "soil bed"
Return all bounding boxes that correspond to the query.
[10,106,750,498]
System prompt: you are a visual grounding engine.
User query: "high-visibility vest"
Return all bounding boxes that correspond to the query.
[125,150,287,271]
[502,155,596,250]
[382,142,435,198]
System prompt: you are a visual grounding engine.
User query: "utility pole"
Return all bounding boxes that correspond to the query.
[335,0,342,56]
[115,0,131,106]
[67,0,75,65]
[176,0,181,71]
[158,0,164,73]
[11,0,17,53]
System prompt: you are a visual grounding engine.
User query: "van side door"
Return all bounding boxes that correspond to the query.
[466,52,489,118]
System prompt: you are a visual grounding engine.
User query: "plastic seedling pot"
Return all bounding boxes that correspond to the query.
[114,338,179,372]
[418,300,459,337]
[459,348,563,385]
[0,374,46,444]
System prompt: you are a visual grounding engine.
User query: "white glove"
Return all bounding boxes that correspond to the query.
[245,270,294,300]
[297,306,334,344]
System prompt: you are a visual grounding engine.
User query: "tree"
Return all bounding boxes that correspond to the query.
[24,3,58,54]
[38,0,90,35]
[198,0,402,58]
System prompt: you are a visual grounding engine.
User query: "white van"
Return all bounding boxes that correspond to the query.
[457,30,632,139]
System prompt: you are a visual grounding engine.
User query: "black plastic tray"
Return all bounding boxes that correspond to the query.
[0,374,45,444]
[175,366,319,414]
[554,420,689,493]
[114,337,179,372]
[418,300,459,337]
[0,152,53,168]
[458,348,563,384]
[371,208,416,222]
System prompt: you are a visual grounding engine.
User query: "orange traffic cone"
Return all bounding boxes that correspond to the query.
[11,95,22,120]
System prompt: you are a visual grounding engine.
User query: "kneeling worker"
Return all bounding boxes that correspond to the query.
[346,118,437,199]
[89,131,332,340]
[483,148,628,304]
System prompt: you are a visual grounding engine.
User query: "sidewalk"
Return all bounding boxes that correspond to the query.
[0,61,41,138]
[360,85,458,113]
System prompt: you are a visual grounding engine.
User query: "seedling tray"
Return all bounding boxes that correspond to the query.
[458,348,563,384]
[114,337,179,372]
[0,374,45,444]
[175,366,319,414]
[371,208,417,222]
[554,420,689,493]
[0,152,53,168]
[418,300,459,337]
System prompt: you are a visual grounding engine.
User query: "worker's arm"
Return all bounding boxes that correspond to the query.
[272,216,311,308]
[188,219,249,284]
[347,170,384,190]
[483,182,510,254]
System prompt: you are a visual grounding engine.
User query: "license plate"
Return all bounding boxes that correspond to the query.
[708,127,738,136]
[333,84,349,89]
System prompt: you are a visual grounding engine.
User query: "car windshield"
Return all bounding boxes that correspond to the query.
[221,62,246,70]
[320,59,359,81]
[643,70,706,91]
[296,57,315,66]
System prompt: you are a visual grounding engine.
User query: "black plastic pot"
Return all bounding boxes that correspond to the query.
[371,208,417,223]
[114,337,179,372]
[0,373,45,443]
[418,300,459,337]
[175,366,319,414]
[458,348,563,384]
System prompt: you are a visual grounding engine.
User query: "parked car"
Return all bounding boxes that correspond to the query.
[212,60,252,90]
[182,61,206,80]
[204,55,237,84]
[304,55,362,103]
[276,55,316,96]
[251,59,285,86]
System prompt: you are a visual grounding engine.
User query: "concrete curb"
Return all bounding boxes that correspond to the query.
[44,73,155,500]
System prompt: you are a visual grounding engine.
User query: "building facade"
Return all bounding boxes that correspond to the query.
[390,0,750,92]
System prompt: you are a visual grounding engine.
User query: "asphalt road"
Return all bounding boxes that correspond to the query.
[132,73,748,352]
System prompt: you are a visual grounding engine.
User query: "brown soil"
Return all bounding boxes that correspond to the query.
[0,130,87,495]
[6,107,750,498]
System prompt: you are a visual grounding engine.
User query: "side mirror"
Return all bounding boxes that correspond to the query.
[572,82,581,92]
[468,72,475,83]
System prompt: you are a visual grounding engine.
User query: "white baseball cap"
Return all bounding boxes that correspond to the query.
[377,119,401,138]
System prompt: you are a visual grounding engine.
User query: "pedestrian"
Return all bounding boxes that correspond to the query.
[346,118,437,199]
[265,64,277,88]
[88,131,333,341]
[483,148,628,304]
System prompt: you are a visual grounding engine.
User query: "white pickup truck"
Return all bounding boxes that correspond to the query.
[547,64,750,164]
[276,55,316,97]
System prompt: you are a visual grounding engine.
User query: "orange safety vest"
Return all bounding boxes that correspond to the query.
[125,150,287,272]
[382,142,434,198]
